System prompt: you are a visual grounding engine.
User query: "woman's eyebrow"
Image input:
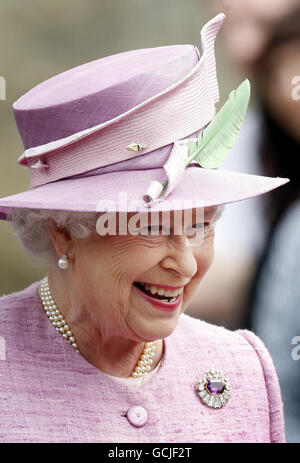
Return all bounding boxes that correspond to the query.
[204,206,224,220]
[204,207,218,217]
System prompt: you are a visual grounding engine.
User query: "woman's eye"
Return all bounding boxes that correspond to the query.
[139,225,168,235]
[137,223,209,237]
[186,223,206,236]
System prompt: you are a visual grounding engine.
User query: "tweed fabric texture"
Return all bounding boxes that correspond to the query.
[0,281,285,443]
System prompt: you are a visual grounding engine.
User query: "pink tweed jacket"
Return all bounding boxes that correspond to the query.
[0,281,285,443]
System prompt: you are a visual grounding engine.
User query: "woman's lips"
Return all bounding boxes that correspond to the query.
[138,282,185,290]
[134,284,182,312]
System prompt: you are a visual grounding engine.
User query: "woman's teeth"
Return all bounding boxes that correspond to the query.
[136,282,183,303]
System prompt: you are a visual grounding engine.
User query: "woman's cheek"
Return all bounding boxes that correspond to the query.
[197,230,215,264]
[181,252,210,308]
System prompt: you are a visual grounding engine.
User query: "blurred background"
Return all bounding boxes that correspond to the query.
[1,0,300,441]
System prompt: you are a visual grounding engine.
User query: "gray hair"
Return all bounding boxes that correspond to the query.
[8,208,100,266]
[8,205,225,266]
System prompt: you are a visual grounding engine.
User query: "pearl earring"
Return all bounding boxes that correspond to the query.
[58,254,68,270]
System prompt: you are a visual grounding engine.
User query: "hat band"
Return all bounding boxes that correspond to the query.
[21,13,225,189]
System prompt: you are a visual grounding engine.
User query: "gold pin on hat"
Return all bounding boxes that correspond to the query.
[126,143,148,152]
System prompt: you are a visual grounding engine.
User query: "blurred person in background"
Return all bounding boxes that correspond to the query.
[214,0,298,76]
[246,7,300,443]
[187,0,298,328]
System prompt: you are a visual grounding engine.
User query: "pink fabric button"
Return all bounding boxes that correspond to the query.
[126,406,148,427]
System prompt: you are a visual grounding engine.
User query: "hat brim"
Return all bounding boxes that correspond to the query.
[0,166,289,220]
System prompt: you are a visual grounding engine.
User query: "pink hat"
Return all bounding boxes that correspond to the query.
[0,13,289,220]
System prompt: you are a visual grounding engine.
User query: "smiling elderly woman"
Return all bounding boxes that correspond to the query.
[10,205,223,377]
[0,14,289,443]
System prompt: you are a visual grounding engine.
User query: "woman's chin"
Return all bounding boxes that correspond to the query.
[130,315,180,343]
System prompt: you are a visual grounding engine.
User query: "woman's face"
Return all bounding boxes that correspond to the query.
[67,206,221,343]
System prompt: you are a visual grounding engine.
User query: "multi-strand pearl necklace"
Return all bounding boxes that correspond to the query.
[38,276,156,378]
[39,277,79,352]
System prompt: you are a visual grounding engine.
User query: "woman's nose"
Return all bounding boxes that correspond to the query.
[160,234,198,279]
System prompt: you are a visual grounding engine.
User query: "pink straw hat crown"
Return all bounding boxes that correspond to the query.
[13,44,200,151]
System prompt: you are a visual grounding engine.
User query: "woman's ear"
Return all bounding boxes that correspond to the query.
[48,218,72,258]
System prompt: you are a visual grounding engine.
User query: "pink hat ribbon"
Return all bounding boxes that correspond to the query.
[143,138,193,204]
